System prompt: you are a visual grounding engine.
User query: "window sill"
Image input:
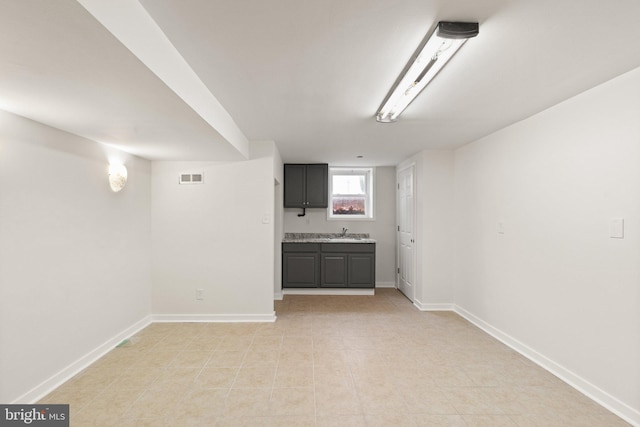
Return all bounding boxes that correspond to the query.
[327,215,376,222]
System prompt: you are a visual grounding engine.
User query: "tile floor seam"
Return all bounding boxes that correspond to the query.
[269,334,284,401]
[193,341,219,387]
[224,353,245,397]
[311,333,318,427]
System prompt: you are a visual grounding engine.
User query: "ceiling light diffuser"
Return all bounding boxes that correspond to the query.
[376,21,479,123]
[108,163,128,192]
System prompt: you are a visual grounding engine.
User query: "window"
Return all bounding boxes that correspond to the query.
[328,167,374,220]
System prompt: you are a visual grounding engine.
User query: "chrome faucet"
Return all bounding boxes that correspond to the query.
[340,227,348,237]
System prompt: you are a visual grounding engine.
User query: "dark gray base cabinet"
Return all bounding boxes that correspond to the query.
[282,244,320,288]
[347,254,375,288]
[321,254,347,287]
[283,243,375,289]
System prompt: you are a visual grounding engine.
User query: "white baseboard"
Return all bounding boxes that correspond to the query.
[413,298,455,311]
[13,315,152,404]
[283,288,375,296]
[454,305,640,427]
[375,282,396,288]
[152,312,277,323]
[274,290,283,301]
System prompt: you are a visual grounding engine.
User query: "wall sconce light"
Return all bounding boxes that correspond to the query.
[376,21,479,123]
[108,163,128,192]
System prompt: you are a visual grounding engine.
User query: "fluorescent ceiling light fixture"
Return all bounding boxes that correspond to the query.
[376,21,479,123]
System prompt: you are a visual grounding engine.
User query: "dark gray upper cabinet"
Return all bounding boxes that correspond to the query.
[284,163,328,208]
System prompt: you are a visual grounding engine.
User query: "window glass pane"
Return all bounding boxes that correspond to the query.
[332,175,365,195]
[328,167,373,219]
[332,196,366,215]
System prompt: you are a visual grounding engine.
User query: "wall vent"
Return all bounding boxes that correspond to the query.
[179,173,204,184]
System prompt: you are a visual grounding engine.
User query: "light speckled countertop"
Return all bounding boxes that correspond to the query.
[283,232,375,244]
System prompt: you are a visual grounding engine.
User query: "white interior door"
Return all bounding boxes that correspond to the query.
[397,165,415,302]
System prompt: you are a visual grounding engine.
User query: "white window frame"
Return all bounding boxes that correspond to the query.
[327,167,375,221]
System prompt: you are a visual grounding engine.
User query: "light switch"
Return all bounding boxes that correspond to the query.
[610,218,624,239]
[261,213,270,224]
[497,221,505,236]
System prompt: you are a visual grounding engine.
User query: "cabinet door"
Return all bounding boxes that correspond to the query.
[283,253,319,288]
[304,164,328,208]
[321,254,347,287]
[283,164,306,208]
[347,254,375,288]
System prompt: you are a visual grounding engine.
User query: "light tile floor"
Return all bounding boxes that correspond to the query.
[39,289,630,426]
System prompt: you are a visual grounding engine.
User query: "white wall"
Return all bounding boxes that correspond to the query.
[397,151,455,308]
[454,67,640,423]
[283,166,397,286]
[151,157,276,319]
[246,140,285,299]
[0,110,151,403]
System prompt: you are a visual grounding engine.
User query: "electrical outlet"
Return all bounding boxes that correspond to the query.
[196,289,204,300]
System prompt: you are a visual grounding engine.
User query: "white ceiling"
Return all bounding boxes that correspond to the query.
[2,0,640,165]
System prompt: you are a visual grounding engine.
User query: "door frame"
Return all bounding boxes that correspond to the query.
[396,163,416,302]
